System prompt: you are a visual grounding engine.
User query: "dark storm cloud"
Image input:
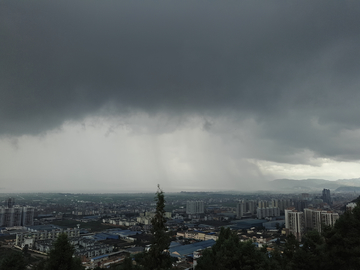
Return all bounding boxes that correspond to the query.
[1,0,360,161]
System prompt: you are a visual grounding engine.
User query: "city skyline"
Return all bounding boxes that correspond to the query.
[1,1,360,192]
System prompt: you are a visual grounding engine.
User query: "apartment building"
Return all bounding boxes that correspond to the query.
[0,206,34,227]
[257,207,280,219]
[186,201,204,215]
[304,208,339,233]
[285,208,304,241]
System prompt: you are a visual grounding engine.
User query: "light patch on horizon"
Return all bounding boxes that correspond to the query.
[254,159,360,180]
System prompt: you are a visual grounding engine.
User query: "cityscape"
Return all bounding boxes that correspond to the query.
[2,0,360,269]
[0,186,358,269]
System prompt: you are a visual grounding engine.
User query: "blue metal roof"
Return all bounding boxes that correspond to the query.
[91,254,109,261]
[94,233,119,240]
[169,239,216,258]
[170,241,182,248]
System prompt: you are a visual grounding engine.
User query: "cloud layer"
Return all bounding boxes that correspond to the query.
[1,1,360,191]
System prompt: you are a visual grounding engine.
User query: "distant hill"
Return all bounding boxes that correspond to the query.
[268,178,360,192]
[336,178,360,186]
[335,186,360,193]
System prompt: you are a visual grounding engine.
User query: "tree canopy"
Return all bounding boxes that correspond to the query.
[196,227,271,270]
[44,233,84,270]
[197,199,360,270]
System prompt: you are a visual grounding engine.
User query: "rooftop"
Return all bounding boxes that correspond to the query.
[169,239,216,258]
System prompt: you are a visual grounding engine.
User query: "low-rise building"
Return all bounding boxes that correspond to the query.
[16,227,80,247]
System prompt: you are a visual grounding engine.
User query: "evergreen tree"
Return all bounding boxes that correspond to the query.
[142,185,172,270]
[45,233,84,270]
[290,230,325,270]
[282,234,299,267]
[116,255,141,270]
[322,202,360,270]
[0,251,27,270]
[268,246,285,270]
[31,259,47,270]
[196,227,272,270]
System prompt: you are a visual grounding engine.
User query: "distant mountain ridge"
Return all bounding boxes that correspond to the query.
[268,178,360,192]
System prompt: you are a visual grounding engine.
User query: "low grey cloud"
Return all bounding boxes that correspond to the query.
[1,0,360,165]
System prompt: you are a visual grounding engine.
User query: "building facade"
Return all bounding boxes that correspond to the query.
[257,207,280,219]
[0,206,34,227]
[304,208,339,233]
[322,189,332,205]
[285,208,304,241]
[236,201,245,219]
[16,228,80,248]
[186,201,204,215]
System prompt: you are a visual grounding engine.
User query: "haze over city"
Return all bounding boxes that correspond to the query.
[1,1,360,193]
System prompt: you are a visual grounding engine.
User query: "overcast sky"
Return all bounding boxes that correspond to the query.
[1,1,360,193]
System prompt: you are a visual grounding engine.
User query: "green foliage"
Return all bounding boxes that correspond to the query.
[115,256,142,270]
[290,230,325,270]
[141,185,172,270]
[31,259,47,270]
[196,227,272,270]
[271,200,360,270]
[120,256,133,269]
[268,246,284,270]
[194,199,360,270]
[0,251,27,270]
[322,204,360,270]
[282,234,299,264]
[22,244,29,257]
[45,233,84,270]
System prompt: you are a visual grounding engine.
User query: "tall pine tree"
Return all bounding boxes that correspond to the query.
[142,185,172,270]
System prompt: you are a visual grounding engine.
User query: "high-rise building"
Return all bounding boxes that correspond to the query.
[186,201,204,215]
[5,198,15,208]
[247,200,256,215]
[22,207,35,226]
[322,189,332,205]
[294,200,309,212]
[270,199,279,208]
[236,201,245,218]
[278,199,291,212]
[237,200,257,218]
[258,200,268,208]
[321,211,339,228]
[304,208,323,232]
[0,198,34,227]
[285,208,304,241]
[301,193,310,201]
[304,208,339,233]
[257,207,280,219]
[0,207,22,227]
